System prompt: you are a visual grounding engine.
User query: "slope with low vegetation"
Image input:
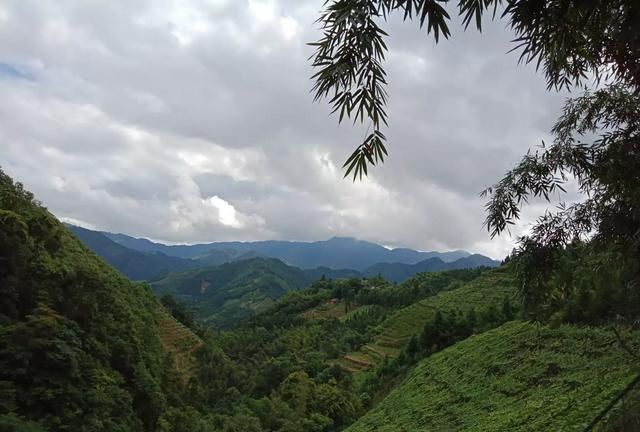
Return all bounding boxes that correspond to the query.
[348,321,640,431]
[341,268,515,371]
[156,311,202,379]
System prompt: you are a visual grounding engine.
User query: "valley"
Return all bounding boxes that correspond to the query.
[66,224,500,328]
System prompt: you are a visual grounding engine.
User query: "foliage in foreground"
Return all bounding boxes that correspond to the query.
[311,0,640,344]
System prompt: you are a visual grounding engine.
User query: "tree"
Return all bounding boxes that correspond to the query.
[160,294,197,331]
[311,0,640,320]
[404,335,420,362]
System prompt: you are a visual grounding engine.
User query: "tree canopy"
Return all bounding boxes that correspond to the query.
[311,0,640,321]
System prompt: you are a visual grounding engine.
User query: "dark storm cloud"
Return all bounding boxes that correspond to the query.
[0,0,567,258]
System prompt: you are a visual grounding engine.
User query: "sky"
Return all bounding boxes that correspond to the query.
[0,0,568,259]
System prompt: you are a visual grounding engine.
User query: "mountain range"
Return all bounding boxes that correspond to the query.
[67,224,199,280]
[66,224,500,284]
[65,224,500,326]
[102,231,475,270]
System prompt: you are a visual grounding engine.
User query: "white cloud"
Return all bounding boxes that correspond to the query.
[0,0,569,259]
[208,195,241,227]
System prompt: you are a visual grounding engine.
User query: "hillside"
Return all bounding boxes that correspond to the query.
[151,257,312,328]
[0,170,202,430]
[341,269,515,371]
[347,321,640,431]
[66,224,198,280]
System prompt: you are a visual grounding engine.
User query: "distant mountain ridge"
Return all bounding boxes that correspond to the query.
[362,254,500,282]
[102,231,476,270]
[65,224,500,286]
[66,224,198,280]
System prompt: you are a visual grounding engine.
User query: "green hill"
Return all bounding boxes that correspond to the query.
[341,269,515,371]
[151,258,312,328]
[0,170,201,430]
[347,321,640,431]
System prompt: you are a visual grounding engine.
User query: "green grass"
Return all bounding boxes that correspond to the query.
[341,269,515,371]
[347,321,640,431]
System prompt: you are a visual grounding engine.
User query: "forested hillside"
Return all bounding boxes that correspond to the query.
[340,269,515,371]
[150,258,312,328]
[0,170,202,430]
[3,0,639,428]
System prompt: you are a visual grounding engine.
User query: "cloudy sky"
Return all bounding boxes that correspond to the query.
[0,0,567,258]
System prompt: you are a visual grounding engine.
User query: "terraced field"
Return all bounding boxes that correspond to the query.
[340,269,515,371]
[157,310,203,379]
[302,300,360,320]
[347,321,640,431]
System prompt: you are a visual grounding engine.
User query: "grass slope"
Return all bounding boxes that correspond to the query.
[151,257,312,328]
[348,321,640,431]
[341,269,515,371]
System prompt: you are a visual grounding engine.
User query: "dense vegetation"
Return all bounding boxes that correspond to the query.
[340,268,515,371]
[3,0,638,429]
[150,258,312,328]
[0,169,198,431]
[3,170,639,431]
[0,173,514,431]
[64,225,498,330]
[308,2,640,427]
